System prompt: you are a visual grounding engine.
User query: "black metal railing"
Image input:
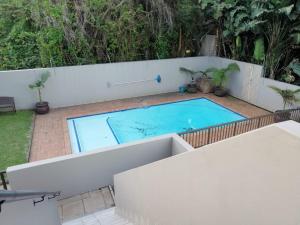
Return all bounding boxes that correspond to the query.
[0,171,8,190]
[179,108,300,148]
[0,190,60,212]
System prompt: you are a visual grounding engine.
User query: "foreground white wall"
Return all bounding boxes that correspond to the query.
[0,199,60,225]
[7,135,189,199]
[114,123,300,225]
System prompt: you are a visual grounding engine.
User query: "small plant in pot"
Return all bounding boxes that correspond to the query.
[179,67,215,93]
[179,67,199,93]
[269,85,300,122]
[206,63,240,97]
[29,72,51,114]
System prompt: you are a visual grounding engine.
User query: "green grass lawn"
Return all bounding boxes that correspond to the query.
[0,111,33,171]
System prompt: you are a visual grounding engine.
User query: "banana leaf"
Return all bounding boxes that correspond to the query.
[288,60,300,76]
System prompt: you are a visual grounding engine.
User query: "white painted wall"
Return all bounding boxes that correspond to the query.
[0,199,60,225]
[7,135,189,199]
[222,58,300,112]
[222,58,264,103]
[0,57,216,109]
[1,56,299,111]
[114,122,300,225]
[171,135,194,155]
[255,78,300,111]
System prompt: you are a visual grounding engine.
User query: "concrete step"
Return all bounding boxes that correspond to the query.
[63,207,133,225]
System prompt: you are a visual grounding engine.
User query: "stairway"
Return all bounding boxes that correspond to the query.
[58,186,115,223]
[63,207,133,225]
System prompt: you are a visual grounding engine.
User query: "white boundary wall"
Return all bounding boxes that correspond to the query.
[7,134,190,199]
[114,122,300,225]
[255,78,300,111]
[223,58,300,112]
[0,57,215,109]
[0,56,299,111]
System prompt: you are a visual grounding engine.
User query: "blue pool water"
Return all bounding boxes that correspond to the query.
[68,98,245,153]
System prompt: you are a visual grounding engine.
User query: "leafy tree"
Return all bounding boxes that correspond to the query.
[0,21,41,69]
[199,0,300,82]
[0,0,299,83]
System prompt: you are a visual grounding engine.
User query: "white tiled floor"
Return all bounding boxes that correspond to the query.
[63,207,132,225]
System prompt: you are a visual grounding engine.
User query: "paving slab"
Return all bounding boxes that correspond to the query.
[62,200,85,222]
[59,187,115,223]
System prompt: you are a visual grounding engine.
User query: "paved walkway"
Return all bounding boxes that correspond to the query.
[58,187,115,223]
[62,207,131,225]
[30,93,269,161]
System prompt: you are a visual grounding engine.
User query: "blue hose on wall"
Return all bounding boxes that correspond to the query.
[107,75,161,88]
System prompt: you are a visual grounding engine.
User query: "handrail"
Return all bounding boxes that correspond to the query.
[0,190,60,212]
[179,108,300,148]
[0,190,60,202]
[0,171,8,190]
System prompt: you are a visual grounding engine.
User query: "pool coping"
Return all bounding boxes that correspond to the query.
[67,97,247,120]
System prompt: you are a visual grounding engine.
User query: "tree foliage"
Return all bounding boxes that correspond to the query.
[0,0,299,86]
[0,0,206,70]
[199,0,300,81]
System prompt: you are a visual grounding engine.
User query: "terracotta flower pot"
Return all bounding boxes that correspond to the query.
[214,87,228,97]
[196,77,214,93]
[186,84,198,93]
[35,102,50,114]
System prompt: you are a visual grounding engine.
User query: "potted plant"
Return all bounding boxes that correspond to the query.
[179,67,199,93]
[179,67,214,93]
[29,72,51,114]
[205,63,240,97]
[196,73,215,94]
[269,85,300,122]
[269,86,300,110]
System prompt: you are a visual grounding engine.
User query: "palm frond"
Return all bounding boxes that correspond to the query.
[278,4,294,16]
[225,63,240,74]
[179,67,197,75]
[269,85,283,94]
[269,85,300,109]
[234,13,249,30]
[40,72,50,83]
[293,89,300,94]
[205,68,218,73]
[288,60,300,76]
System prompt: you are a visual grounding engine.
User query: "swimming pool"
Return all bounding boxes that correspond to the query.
[68,98,245,153]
